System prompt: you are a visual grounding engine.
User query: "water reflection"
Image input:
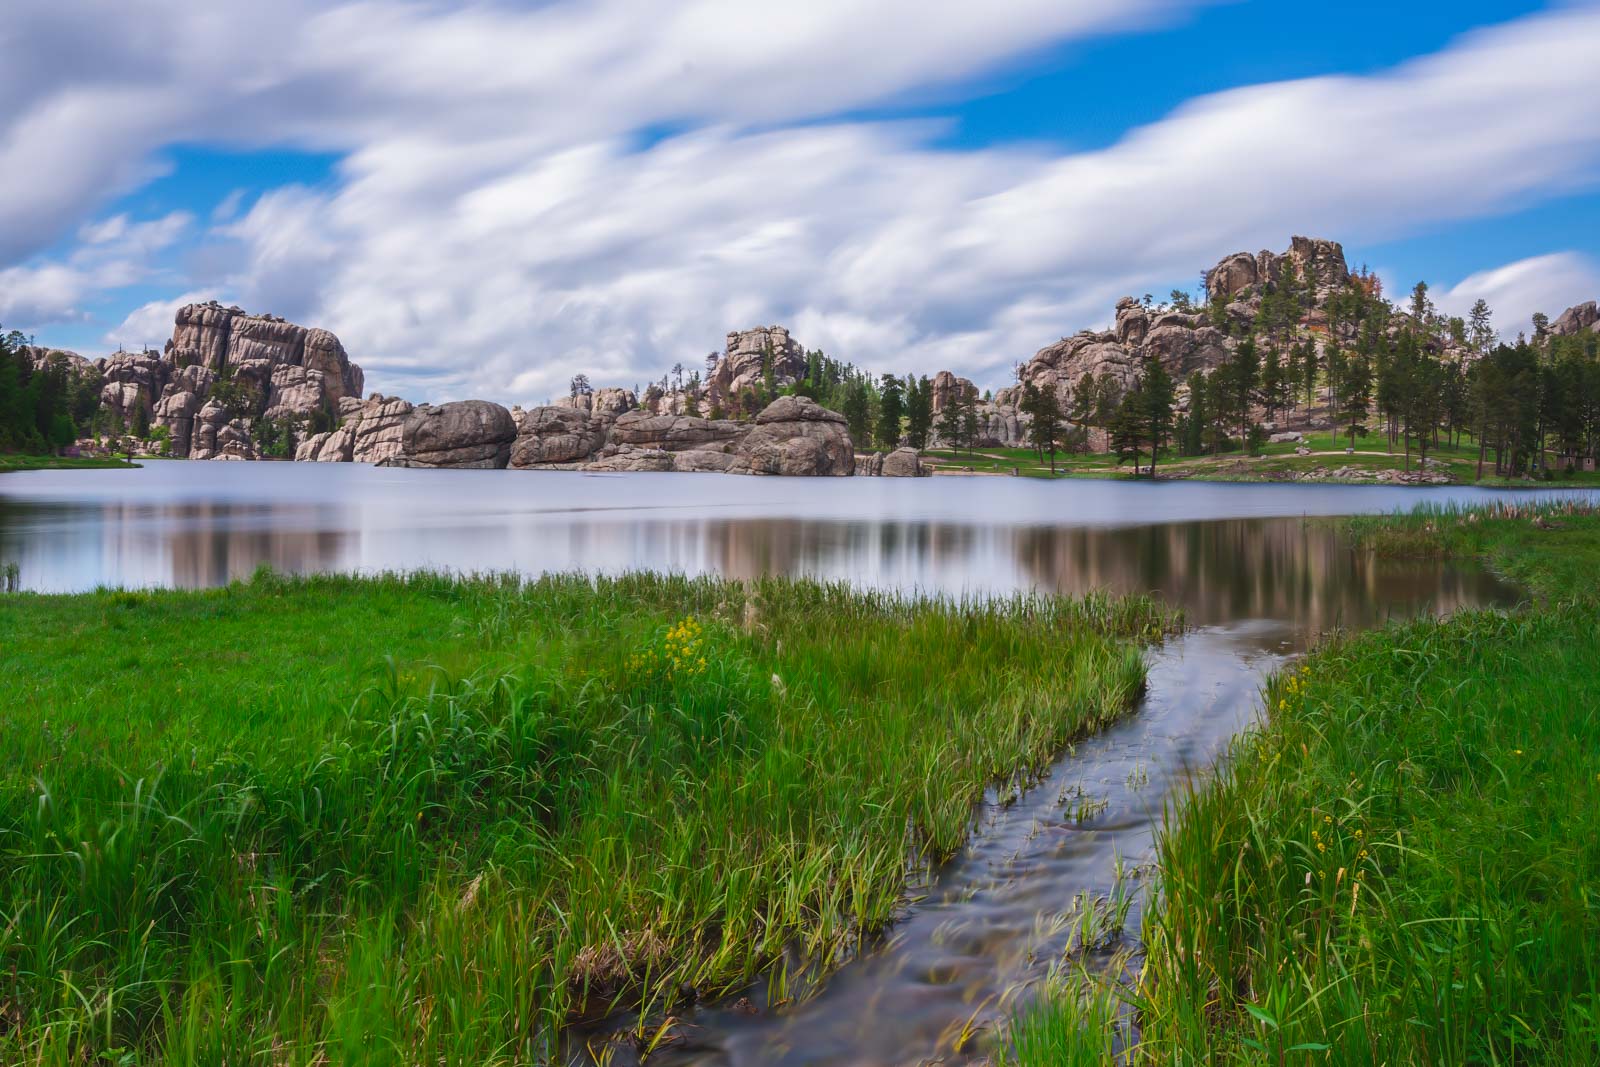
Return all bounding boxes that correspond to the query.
[1,499,1512,639]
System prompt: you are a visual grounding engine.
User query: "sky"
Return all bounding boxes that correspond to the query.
[4,0,1600,404]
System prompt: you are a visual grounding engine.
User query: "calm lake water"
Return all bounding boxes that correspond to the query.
[0,462,1579,624]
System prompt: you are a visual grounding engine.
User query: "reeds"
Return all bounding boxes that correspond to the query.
[0,570,1170,1064]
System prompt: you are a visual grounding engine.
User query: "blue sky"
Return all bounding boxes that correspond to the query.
[4,1,1599,402]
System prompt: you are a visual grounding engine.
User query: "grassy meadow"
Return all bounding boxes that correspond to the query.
[0,571,1170,1065]
[925,436,1600,487]
[1003,499,1600,1064]
[0,453,137,472]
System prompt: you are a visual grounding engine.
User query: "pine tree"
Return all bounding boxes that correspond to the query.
[1022,381,1064,472]
[876,374,904,450]
[904,375,932,449]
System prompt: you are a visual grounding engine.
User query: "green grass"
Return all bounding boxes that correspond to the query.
[0,453,137,472]
[926,435,1600,487]
[1001,502,1600,1064]
[0,571,1170,1064]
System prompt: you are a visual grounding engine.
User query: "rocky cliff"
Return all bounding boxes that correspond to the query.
[91,301,366,461]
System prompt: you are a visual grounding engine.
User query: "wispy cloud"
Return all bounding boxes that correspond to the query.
[5,1,1600,399]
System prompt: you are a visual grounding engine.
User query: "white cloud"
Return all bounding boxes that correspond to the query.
[6,2,1600,397]
[103,289,220,353]
[0,210,194,327]
[1438,252,1600,340]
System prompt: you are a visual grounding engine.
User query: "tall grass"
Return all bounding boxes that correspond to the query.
[0,571,1169,1064]
[1000,503,1600,1064]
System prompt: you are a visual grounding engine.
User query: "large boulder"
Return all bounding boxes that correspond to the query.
[609,411,745,451]
[509,405,608,467]
[1205,252,1259,302]
[732,396,854,476]
[388,400,516,468]
[880,447,927,477]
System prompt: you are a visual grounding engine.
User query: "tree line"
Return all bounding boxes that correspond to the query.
[0,329,103,454]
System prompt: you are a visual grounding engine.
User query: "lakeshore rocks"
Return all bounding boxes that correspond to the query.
[509,406,609,467]
[384,400,517,469]
[859,447,929,477]
[609,411,746,452]
[732,396,854,476]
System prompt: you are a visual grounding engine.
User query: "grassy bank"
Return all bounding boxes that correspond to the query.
[0,453,136,472]
[925,437,1600,487]
[0,571,1168,1064]
[1004,500,1600,1064]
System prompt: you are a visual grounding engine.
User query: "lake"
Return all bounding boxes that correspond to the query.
[0,462,1574,624]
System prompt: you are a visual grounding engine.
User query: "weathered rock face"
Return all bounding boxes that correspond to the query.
[152,390,201,454]
[164,303,363,405]
[349,395,414,464]
[1552,301,1600,336]
[556,387,637,422]
[930,370,977,413]
[1283,236,1350,295]
[1205,253,1260,303]
[609,411,746,452]
[1114,297,1149,347]
[98,351,169,423]
[509,406,609,467]
[707,326,806,407]
[733,395,854,476]
[386,400,516,469]
[883,448,926,477]
[1205,236,1348,303]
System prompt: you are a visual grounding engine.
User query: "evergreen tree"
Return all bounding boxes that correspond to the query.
[875,374,904,450]
[1468,298,1494,355]
[1341,353,1373,448]
[905,375,933,449]
[840,377,872,446]
[1022,381,1065,472]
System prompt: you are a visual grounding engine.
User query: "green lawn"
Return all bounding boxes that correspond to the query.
[925,435,1600,487]
[0,453,137,472]
[1003,501,1600,1064]
[0,571,1169,1065]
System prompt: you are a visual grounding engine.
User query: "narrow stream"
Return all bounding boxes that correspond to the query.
[571,622,1298,1066]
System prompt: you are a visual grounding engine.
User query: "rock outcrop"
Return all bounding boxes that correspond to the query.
[508,406,609,467]
[382,400,517,469]
[707,326,806,410]
[1204,236,1349,303]
[1551,301,1600,337]
[733,396,854,476]
[858,447,929,477]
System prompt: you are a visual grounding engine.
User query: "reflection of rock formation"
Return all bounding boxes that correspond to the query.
[1011,519,1505,631]
[117,502,351,588]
